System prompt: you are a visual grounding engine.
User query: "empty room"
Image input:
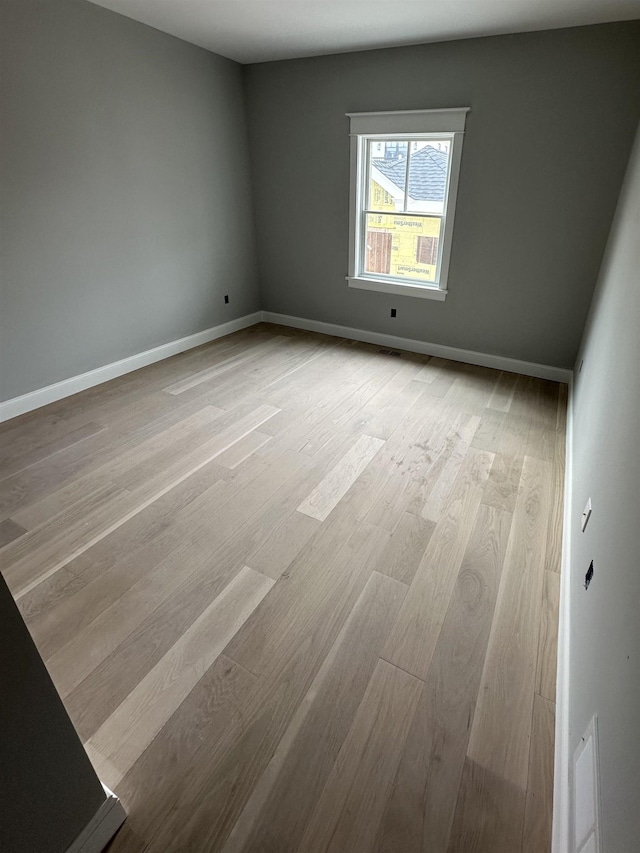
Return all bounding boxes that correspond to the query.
[1,1,639,851]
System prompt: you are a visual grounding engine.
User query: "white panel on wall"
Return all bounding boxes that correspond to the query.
[579,831,597,853]
[574,716,601,853]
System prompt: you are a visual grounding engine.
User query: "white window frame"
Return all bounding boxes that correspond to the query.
[346,108,469,301]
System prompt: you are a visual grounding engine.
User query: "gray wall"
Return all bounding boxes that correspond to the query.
[244,23,640,369]
[0,573,107,852]
[0,0,259,402]
[568,122,640,851]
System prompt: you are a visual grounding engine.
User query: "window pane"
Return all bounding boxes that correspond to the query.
[364,213,441,283]
[367,140,406,212]
[406,140,450,215]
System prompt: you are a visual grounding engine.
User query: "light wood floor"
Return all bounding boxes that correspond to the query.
[0,323,566,853]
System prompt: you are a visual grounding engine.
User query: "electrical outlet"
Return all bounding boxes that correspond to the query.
[390,308,397,318]
[224,294,229,304]
[581,498,592,532]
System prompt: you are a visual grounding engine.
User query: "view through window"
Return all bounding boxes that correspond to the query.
[364,138,451,285]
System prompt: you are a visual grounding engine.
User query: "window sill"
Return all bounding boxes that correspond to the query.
[346,276,447,301]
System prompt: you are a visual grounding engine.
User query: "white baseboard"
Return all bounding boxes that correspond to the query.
[0,313,262,423]
[552,373,574,852]
[261,311,572,384]
[65,784,126,853]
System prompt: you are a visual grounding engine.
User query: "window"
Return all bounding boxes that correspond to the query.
[346,108,468,301]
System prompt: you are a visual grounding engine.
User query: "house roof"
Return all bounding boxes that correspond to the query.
[372,146,448,202]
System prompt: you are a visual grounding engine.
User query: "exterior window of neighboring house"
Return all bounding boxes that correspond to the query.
[346,108,468,301]
[416,235,438,266]
[366,230,392,274]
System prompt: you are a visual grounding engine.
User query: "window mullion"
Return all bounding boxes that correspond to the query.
[402,141,411,212]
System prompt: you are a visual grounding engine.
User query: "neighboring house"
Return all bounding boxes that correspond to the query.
[366,144,448,282]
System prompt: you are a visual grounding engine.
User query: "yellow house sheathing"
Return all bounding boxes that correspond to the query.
[367,179,440,283]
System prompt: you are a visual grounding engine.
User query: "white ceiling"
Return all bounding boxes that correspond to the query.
[86,0,640,64]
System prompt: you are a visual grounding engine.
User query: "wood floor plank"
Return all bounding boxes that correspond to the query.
[247,510,320,580]
[536,570,561,702]
[85,566,274,788]
[420,366,458,398]
[163,336,290,395]
[360,392,462,536]
[522,694,555,853]
[335,362,426,442]
[444,367,498,415]
[2,482,129,595]
[263,342,366,408]
[546,427,565,573]
[16,566,81,623]
[221,571,407,853]
[382,447,494,680]
[0,517,27,547]
[207,338,341,412]
[533,379,561,429]
[414,356,449,384]
[262,349,362,407]
[110,654,257,846]
[362,379,430,439]
[482,411,531,513]
[472,407,507,453]
[363,398,457,532]
[171,339,311,408]
[421,413,481,522]
[526,384,558,461]
[0,411,81,461]
[467,454,553,790]
[372,511,435,585]
[215,431,272,469]
[401,401,467,519]
[447,759,526,853]
[297,434,385,521]
[556,382,568,432]
[487,370,518,412]
[297,658,423,853]
[0,420,105,481]
[374,504,512,853]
